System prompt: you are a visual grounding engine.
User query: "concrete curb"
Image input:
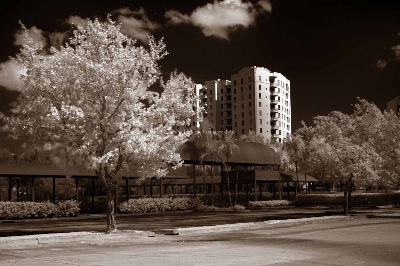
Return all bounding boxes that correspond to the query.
[366,214,400,219]
[174,215,354,235]
[0,230,151,248]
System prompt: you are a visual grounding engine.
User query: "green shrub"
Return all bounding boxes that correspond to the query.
[0,200,80,219]
[296,193,400,206]
[248,200,292,207]
[56,200,80,216]
[118,197,204,213]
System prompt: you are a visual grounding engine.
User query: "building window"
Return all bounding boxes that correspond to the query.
[241,78,243,84]
[249,94,251,99]
[241,104,244,109]
[221,104,223,108]
[260,128,262,133]
[260,119,262,125]
[242,121,244,126]
[249,85,252,90]
[234,97,236,102]
[234,88,236,94]
[249,102,251,107]
[241,87,243,92]
[235,122,237,127]
[242,112,244,117]
[259,76,261,81]
[242,129,244,134]
[259,93,261,99]
[259,110,262,116]
[259,102,261,107]
[259,85,261,90]
[234,80,236,85]
[249,77,251,82]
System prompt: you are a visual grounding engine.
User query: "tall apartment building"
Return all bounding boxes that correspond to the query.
[387,96,400,117]
[197,66,291,143]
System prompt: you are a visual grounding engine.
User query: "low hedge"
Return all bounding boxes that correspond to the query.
[296,193,400,206]
[248,200,293,207]
[0,200,80,219]
[118,197,204,213]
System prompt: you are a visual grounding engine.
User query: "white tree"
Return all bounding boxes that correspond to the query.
[0,17,200,232]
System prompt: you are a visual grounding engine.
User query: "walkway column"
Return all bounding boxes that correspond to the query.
[8,176,12,201]
[91,177,95,212]
[125,178,129,202]
[75,178,79,202]
[31,177,35,202]
[287,182,290,200]
[16,178,20,202]
[193,164,196,197]
[159,177,163,198]
[52,177,56,203]
[150,178,153,198]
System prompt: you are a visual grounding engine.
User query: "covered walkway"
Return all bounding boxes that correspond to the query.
[0,141,317,210]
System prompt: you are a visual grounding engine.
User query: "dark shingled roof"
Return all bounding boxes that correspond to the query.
[179,140,280,165]
[0,141,280,178]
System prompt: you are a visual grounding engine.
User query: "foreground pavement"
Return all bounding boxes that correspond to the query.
[0,216,399,265]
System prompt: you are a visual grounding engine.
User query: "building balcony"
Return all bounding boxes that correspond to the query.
[270,82,279,87]
[271,99,279,104]
[270,107,280,112]
[271,124,279,129]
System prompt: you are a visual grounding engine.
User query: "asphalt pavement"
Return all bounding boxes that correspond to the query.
[1,205,399,238]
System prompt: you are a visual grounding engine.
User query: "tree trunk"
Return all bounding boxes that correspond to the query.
[343,175,353,216]
[234,166,238,206]
[226,163,233,208]
[203,163,207,205]
[105,183,117,233]
[211,162,214,206]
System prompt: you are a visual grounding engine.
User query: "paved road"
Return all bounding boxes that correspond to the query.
[1,217,399,265]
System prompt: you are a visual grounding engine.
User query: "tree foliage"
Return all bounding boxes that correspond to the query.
[284,99,400,214]
[0,17,200,232]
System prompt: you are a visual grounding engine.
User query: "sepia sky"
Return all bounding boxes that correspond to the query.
[0,0,400,146]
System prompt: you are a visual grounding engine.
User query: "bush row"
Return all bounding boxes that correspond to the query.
[118,197,203,213]
[0,200,80,219]
[248,200,292,207]
[295,193,400,206]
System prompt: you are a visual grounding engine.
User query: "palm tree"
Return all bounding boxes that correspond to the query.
[199,137,220,206]
[217,131,239,208]
[192,119,216,205]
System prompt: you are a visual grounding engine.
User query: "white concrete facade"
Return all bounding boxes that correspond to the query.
[197,66,291,142]
[387,95,400,117]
